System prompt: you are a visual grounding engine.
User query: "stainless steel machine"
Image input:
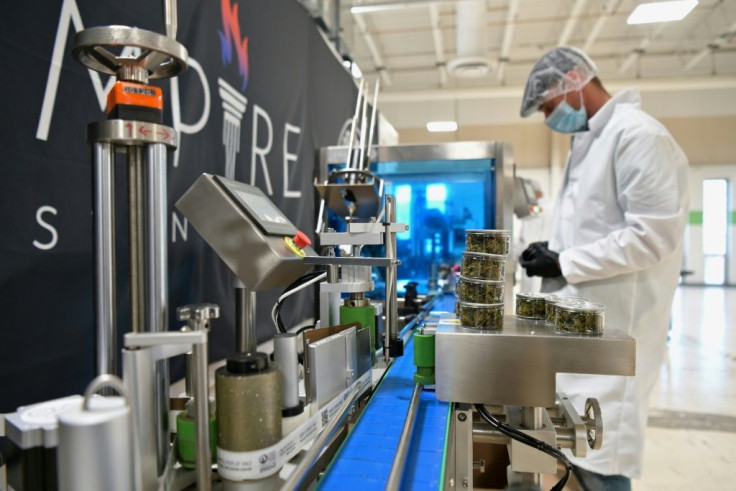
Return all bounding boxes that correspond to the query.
[434,314,635,489]
[0,3,638,487]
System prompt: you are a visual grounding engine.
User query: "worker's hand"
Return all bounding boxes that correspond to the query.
[521,241,548,261]
[519,242,562,278]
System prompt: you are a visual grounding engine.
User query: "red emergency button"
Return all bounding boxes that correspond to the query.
[293,231,311,249]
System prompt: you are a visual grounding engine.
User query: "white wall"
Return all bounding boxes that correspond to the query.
[683,164,736,285]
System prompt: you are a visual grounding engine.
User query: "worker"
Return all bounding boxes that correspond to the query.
[518,47,689,489]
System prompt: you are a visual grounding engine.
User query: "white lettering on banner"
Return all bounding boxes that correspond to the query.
[36,0,116,140]
[283,123,302,199]
[217,370,372,481]
[172,212,188,243]
[33,206,59,250]
[250,104,274,196]
[170,57,211,168]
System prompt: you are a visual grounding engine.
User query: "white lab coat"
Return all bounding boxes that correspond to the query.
[541,89,689,478]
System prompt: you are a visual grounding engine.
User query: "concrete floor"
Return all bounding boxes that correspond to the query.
[635,286,736,490]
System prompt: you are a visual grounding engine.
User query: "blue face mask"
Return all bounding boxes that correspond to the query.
[545,94,588,133]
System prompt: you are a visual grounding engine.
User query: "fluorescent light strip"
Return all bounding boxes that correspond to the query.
[351,4,408,14]
[627,0,698,25]
[427,121,457,132]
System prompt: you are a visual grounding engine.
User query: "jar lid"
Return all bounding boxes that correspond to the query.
[462,251,506,260]
[456,300,504,308]
[558,295,590,303]
[516,292,548,300]
[457,275,504,285]
[555,301,604,313]
[466,229,510,236]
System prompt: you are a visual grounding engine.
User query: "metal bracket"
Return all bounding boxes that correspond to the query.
[453,404,473,490]
[556,392,588,457]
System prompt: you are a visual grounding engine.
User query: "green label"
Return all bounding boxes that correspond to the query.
[688,210,703,225]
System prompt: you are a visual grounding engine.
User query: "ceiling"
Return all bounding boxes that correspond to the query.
[331,0,736,127]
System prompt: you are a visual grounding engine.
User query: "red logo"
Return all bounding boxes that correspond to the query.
[219,0,250,91]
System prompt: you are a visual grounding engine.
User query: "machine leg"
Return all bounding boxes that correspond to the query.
[93,142,117,379]
[235,279,257,353]
[454,404,473,489]
[144,142,170,474]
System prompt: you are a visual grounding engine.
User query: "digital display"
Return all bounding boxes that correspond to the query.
[214,175,297,236]
[234,190,290,226]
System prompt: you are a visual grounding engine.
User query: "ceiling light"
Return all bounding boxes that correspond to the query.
[350,4,406,15]
[342,59,363,79]
[427,121,457,133]
[627,0,698,25]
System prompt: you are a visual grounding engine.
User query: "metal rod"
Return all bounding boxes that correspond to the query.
[346,79,364,170]
[384,195,398,363]
[145,143,170,474]
[519,407,544,487]
[356,84,370,178]
[315,197,326,234]
[283,384,361,490]
[472,423,509,445]
[521,407,544,430]
[365,79,380,171]
[386,383,422,490]
[123,348,158,491]
[128,147,145,334]
[94,143,117,378]
[163,0,177,39]
[235,282,257,353]
[192,338,211,491]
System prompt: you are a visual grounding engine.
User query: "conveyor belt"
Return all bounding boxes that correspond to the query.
[320,297,454,489]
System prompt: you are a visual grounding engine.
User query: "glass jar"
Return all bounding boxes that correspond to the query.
[456,276,504,304]
[555,301,605,335]
[456,301,504,330]
[461,252,506,281]
[465,229,511,256]
[516,293,547,320]
[545,295,589,325]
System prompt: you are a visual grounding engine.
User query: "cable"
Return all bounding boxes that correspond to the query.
[294,323,316,336]
[271,272,326,333]
[271,271,325,331]
[475,404,591,491]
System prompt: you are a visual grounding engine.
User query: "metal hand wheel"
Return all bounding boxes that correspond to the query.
[72,26,188,80]
[584,398,603,450]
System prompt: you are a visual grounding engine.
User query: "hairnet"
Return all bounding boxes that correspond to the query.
[520,47,597,118]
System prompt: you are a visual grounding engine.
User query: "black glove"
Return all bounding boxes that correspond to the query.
[519,242,562,278]
[521,241,548,261]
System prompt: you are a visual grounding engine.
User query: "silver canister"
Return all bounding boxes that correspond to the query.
[57,375,138,491]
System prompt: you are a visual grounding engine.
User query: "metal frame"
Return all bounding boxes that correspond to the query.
[316,141,515,306]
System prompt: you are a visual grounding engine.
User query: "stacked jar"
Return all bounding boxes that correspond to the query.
[455,230,510,330]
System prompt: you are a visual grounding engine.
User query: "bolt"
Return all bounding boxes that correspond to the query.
[449,478,455,487]
[462,477,468,488]
[458,413,467,422]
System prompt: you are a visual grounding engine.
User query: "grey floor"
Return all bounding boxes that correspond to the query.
[635,286,736,490]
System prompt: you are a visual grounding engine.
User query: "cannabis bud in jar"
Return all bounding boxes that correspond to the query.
[516,293,547,319]
[461,252,506,281]
[555,301,604,335]
[456,276,504,304]
[545,295,589,325]
[465,230,510,255]
[456,301,504,330]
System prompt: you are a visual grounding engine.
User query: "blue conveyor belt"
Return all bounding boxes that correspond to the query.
[320,297,454,490]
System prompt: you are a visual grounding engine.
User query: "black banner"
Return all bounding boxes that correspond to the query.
[0,0,358,410]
